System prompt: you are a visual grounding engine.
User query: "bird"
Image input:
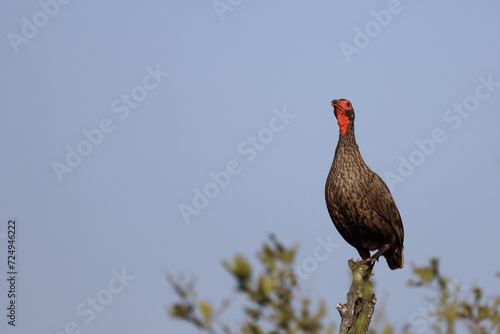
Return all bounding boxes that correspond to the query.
[325,99,404,270]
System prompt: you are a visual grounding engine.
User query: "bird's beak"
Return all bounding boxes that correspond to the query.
[331,100,340,119]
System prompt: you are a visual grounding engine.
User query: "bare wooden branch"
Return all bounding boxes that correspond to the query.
[337,259,376,334]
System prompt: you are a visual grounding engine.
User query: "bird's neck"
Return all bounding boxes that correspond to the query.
[337,113,350,135]
[338,121,356,145]
[334,122,361,162]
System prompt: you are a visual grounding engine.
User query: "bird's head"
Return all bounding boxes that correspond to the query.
[331,99,354,135]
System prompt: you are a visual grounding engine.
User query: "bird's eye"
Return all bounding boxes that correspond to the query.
[345,102,351,108]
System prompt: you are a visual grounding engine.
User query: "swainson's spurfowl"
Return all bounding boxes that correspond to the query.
[325,99,404,270]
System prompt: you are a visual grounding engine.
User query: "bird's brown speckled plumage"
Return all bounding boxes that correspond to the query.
[325,99,404,270]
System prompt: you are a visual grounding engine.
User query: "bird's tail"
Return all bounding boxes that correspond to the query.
[385,247,404,270]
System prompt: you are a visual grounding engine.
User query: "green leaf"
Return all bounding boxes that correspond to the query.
[445,304,457,327]
[458,302,472,319]
[257,275,275,296]
[198,301,212,324]
[382,324,393,334]
[244,307,261,320]
[477,305,490,322]
[222,255,252,289]
[169,304,188,318]
[413,267,435,284]
[473,287,483,303]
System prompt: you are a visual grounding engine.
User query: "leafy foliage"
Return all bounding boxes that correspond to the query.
[406,259,500,334]
[167,235,334,334]
[166,236,500,334]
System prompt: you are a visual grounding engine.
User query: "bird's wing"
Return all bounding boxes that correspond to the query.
[365,172,404,244]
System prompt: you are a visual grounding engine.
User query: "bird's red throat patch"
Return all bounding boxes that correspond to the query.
[335,110,350,135]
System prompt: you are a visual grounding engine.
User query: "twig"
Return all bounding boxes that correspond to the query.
[337,259,376,334]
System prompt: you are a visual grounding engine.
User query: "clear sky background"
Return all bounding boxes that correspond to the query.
[1,1,500,333]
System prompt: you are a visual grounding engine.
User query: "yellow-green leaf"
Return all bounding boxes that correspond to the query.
[169,304,187,318]
[234,255,252,281]
[198,301,212,324]
[477,305,489,321]
[445,304,457,325]
[258,276,275,296]
[382,324,393,334]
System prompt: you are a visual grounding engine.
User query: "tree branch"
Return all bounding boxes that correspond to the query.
[337,259,376,334]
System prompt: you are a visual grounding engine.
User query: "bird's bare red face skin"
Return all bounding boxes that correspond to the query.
[332,100,352,136]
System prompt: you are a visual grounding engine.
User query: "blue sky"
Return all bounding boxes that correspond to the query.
[1,1,500,333]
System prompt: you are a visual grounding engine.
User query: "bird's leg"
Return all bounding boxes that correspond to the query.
[365,244,391,265]
[357,248,371,261]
